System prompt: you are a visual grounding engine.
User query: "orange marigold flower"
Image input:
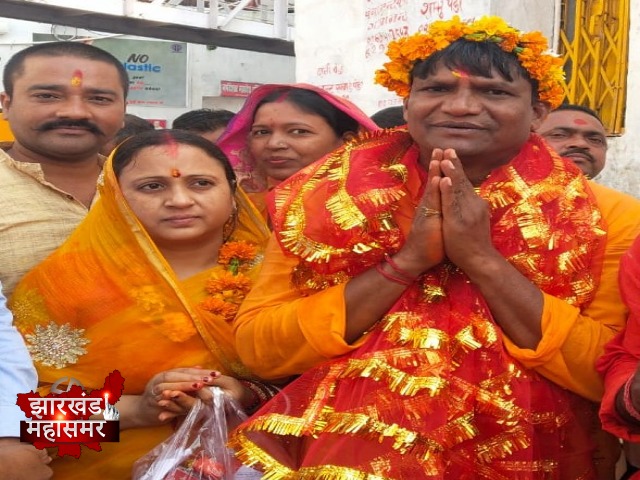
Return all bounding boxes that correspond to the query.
[218,240,257,266]
[199,244,256,322]
[206,270,252,296]
[200,296,239,321]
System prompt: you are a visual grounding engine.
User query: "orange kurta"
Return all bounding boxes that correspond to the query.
[10,153,269,479]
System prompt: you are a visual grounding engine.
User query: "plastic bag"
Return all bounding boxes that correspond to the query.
[133,387,261,480]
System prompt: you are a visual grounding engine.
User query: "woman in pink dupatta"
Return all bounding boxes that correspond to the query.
[216,83,379,219]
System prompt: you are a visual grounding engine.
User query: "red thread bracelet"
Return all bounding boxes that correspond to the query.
[384,253,419,282]
[375,262,412,286]
[623,376,640,423]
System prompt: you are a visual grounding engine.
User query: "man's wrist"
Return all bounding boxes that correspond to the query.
[616,375,640,425]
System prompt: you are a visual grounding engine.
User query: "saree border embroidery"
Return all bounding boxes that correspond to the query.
[24,321,90,369]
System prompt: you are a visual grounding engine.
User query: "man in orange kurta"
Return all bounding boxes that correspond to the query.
[236,179,640,401]
[231,16,640,480]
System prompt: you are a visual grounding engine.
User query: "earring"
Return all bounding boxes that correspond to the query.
[222,207,238,242]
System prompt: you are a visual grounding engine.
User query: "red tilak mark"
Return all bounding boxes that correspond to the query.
[161,132,179,157]
[70,70,83,87]
[171,168,181,178]
[573,118,588,125]
[451,69,470,79]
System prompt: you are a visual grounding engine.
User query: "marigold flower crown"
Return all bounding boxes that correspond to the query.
[374,16,566,109]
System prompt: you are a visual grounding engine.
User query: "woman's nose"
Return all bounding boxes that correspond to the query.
[266,133,287,149]
[166,186,195,207]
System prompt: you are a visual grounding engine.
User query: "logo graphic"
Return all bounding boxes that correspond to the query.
[17,370,125,458]
[50,376,84,395]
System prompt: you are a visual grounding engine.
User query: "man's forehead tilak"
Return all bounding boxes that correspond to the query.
[70,69,83,87]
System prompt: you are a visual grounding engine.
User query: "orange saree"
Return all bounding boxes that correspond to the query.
[230,131,607,479]
[10,155,269,479]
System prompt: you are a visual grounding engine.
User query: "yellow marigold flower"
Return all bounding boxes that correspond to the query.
[472,16,512,37]
[374,15,566,109]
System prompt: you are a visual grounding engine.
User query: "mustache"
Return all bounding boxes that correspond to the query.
[37,120,104,136]
[561,147,595,163]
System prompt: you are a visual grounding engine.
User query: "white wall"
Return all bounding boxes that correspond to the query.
[489,0,557,42]
[197,45,296,113]
[0,18,296,125]
[295,0,492,115]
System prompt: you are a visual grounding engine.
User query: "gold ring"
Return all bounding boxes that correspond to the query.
[419,206,442,218]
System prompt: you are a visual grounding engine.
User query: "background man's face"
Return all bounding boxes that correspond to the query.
[537,110,607,178]
[1,55,126,161]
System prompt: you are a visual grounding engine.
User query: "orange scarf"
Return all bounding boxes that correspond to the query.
[10,154,269,479]
[230,131,606,479]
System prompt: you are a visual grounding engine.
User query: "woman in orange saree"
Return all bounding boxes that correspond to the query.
[10,130,270,479]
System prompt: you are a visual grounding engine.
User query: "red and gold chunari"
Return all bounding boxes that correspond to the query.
[229,130,606,479]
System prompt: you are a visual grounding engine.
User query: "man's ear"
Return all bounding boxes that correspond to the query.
[530,101,550,131]
[0,92,11,114]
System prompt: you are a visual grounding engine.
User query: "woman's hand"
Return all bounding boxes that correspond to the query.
[116,367,220,429]
[158,372,256,421]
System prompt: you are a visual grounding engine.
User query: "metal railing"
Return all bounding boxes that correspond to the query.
[559,0,629,134]
[142,0,295,28]
[0,0,295,54]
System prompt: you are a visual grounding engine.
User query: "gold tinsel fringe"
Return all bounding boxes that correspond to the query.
[232,429,393,479]
[324,412,419,453]
[475,387,525,424]
[431,412,479,450]
[386,325,449,350]
[475,427,531,464]
[340,357,447,397]
[243,413,315,437]
[292,465,387,480]
[326,189,367,231]
[229,431,294,480]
